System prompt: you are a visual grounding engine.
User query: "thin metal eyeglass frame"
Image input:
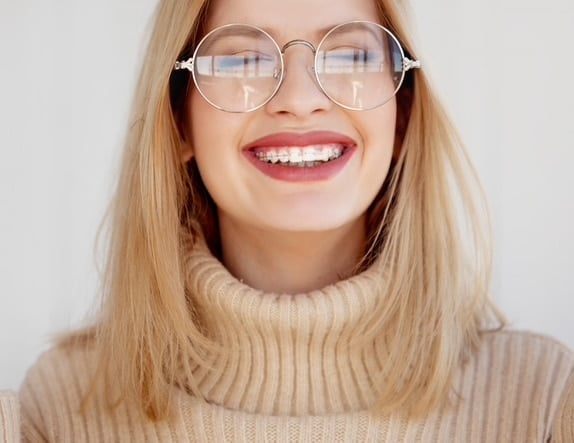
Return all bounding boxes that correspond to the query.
[174,21,421,112]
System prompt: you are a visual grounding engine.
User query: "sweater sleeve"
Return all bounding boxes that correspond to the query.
[0,391,20,443]
[551,370,574,442]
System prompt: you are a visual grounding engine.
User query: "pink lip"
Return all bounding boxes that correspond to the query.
[242,131,357,182]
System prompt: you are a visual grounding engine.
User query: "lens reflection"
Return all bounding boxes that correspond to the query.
[188,21,408,112]
[193,25,283,112]
[315,22,404,110]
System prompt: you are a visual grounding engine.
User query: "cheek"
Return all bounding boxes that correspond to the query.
[189,90,214,153]
[188,91,237,161]
[187,92,249,201]
[359,101,397,198]
[362,99,397,161]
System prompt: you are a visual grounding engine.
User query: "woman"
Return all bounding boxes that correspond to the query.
[18,0,574,441]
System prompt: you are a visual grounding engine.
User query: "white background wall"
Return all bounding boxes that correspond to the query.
[1,0,573,391]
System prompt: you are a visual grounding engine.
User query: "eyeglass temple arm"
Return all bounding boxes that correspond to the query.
[403,57,421,72]
[174,58,194,71]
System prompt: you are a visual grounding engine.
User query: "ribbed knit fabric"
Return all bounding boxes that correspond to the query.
[18,244,574,442]
[0,391,19,443]
[183,240,388,417]
[552,371,574,442]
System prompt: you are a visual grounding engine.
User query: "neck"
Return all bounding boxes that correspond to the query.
[218,216,366,294]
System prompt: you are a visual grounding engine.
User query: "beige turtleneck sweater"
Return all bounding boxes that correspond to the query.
[0,392,19,443]
[16,245,574,442]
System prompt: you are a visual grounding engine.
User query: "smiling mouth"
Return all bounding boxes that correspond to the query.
[253,144,345,167]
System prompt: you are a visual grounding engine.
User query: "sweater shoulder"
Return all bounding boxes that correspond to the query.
[451,328,574,441]
[20,340,98,403]
[478,328,574,376]
[480,328,574,360]
[19,342,195,442]
[488,329,574,441]
[19,342,98,442]
[473,328,574,391]
[23,339,97,377]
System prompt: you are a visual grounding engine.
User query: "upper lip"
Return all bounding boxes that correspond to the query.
[242,131,357,151]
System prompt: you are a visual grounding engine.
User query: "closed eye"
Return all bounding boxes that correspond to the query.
[317,48,386,74]
[195,52,278,78]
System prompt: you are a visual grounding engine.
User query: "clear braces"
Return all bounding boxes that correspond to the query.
[255,146,343,164]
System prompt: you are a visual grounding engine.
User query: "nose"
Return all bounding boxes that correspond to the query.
[264,41,333,117]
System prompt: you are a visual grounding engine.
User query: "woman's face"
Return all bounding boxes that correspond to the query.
[185,0,397,236]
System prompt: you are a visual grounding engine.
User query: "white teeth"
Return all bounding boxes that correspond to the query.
[255,144,344,165]
[278,149,289,163]
[302,150,316,162]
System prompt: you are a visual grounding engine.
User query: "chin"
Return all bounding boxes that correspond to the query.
[261,211,362,234]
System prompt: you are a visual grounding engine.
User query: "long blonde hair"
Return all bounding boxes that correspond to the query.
[67,0,504,420]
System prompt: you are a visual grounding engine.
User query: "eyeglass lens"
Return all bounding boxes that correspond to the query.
[191,22,406,112]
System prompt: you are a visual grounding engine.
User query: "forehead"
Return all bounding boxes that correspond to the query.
[206,0,381,38]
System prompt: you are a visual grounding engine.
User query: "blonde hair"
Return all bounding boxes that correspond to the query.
[66,0,504,421]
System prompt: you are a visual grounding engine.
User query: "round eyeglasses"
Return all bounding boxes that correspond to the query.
[174,21,420,113]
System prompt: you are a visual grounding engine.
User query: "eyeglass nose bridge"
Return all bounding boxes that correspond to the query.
[279,39,318,76]
[281,39,317,54]
[275,39,322,90]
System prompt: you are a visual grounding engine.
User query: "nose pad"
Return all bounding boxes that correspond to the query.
[282,60,319,87]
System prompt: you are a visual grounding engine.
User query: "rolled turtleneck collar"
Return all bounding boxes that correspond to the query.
[183,240,387,417]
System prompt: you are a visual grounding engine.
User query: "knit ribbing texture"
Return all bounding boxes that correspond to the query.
[183,241,388,416]
[18,244,574,442]
[0,392,19,443]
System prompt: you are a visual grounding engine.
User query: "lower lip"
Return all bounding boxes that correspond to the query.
[244,146,355,182]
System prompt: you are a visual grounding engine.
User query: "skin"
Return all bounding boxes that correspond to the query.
[183,0,397,293]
